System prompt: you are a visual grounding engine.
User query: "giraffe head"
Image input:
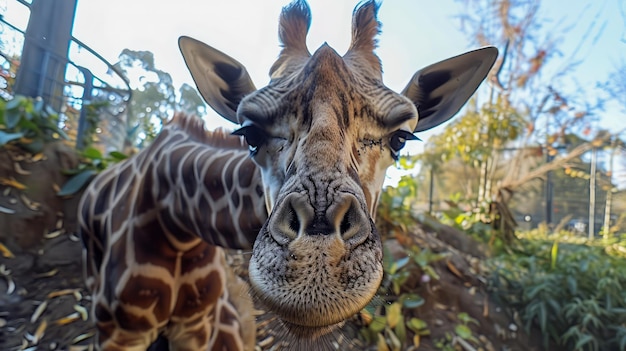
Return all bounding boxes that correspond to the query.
[180,0,496,334]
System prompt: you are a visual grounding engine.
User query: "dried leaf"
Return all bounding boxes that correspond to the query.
[36,268,59,278]
[0,243,15,258]
[44,229,64,239]
[71,331,94,344]
[13,162,31,175]
[447,260,464,279]
[0,205,15,214]
[483,295,489,317]
[0,177,27,190]
[73,290,82,301]
[376,333,390,351]
[47,288,79,299]
[55,312,80,325]
[30,301,47,323]
[20,193,41,211]
[413,334,421,348]
[359,309,373,325]
[32,319,47,344]
[386,329,401,351]
[74,305,88,321]
[30,153,46,162]
[5,277,15,294]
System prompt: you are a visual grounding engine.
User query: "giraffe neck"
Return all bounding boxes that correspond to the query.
[140,115,267,250]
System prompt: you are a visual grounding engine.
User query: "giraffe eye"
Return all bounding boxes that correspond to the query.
[389,130,419,160]
[232,125,268,154]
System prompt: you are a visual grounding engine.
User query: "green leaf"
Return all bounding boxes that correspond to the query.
[458,312,479,326]
[5,108,21,129]
[573,334,595,350]
[33,98,44,114]
[369,315,387,333]
[82,146,103,160]
[400,293,425,309]
[550,240,559,270]
[386,302,402,328]
[394,317,406,345]
[0,131,24,146]
[109,151,128,161]
[5,96,23,110]
[406,318,428,334]
[57,170,98,196]
[455,324,474,340]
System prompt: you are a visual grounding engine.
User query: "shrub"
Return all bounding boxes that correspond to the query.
[488,231,626,350]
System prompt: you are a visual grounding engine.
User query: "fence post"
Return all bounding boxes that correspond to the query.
[13,0,78,112]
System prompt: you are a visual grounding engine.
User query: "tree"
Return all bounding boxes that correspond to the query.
[417,0,617,241]
[113,49,206,149]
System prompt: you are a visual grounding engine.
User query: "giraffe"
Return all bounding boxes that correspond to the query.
[79,118,262,350]
[79,0,497,350]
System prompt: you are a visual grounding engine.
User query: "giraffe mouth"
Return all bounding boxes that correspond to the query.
[248,221,383,328]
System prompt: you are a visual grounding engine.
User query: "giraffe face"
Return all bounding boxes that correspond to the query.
[180,0,497,335]
[236,43,417,328]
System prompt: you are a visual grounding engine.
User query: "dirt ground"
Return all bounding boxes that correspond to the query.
[0,144,549,351]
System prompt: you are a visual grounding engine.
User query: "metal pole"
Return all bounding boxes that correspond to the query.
[546,150,553,226]
[13,0,78,112]
[588,148,597,240]
[428,165,434,215]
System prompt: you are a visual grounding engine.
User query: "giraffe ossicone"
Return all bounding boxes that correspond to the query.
[81,0,497,349]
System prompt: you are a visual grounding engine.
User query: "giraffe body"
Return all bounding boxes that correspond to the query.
[81,0,497,349]
[79,117,262,350]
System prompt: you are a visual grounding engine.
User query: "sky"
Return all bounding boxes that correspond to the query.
[1,0,625,183]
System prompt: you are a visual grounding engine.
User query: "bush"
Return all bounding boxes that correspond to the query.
[488,231,626,350]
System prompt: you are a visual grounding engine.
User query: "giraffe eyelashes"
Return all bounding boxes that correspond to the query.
[232,125,269,155]
[389,130,420,160]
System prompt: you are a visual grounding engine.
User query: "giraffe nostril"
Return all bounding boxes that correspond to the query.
[288,204,300,234]
[334,196,365,241]
[339,209,352,237]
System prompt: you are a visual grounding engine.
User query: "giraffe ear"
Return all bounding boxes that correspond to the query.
[402,46,498,132]
[179,36,256,124]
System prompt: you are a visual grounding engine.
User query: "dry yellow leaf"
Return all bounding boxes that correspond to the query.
[47,288,79,299]
[36,268,59,278]
[0,177,27,190]
[376,333,390,351]
[0,243,14,258]
[30,301,48,323]
[55,312,80,325]
[32,319,47,344]
[413,334,421,348]
[70,331,94,344]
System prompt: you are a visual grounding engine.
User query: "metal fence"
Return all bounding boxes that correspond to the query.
[0,0,131,152]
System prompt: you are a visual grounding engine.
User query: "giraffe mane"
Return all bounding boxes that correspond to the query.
[168,112,247,150]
